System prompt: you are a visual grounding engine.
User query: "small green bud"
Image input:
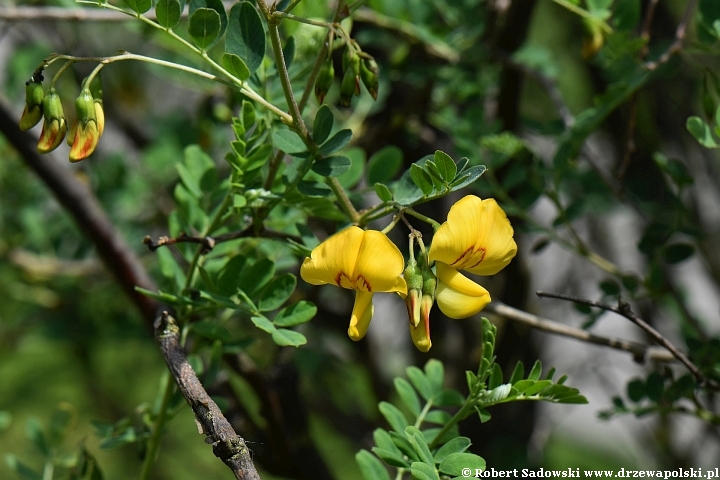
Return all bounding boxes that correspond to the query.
[314,57,335,104]
[360,58,379,100]
[339,56,360,107]
[20,78,45,131]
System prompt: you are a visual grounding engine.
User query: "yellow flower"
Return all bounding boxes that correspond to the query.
[68,89,100,162]
[428,196,517,319]
[37,88,66,154]
[300,226,407,341]
[19,78,44,131]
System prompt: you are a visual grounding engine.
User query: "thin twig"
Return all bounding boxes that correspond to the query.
[154,311,260,480]
[536,291,713,388]
[484,302,675,363]
[643,0,698,71]
[142,229,302,253]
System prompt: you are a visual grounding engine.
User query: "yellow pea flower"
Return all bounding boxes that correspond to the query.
[68,89,100,162]
[428,196,517,319]
[37,88,67,154]
[300,226,407,341]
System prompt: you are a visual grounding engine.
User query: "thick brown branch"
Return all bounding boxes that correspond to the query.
[536,291,713,389]
[155,312,260,480]
[485,302,675,363]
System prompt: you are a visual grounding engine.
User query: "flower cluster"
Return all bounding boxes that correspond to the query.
[19,73,105,162]
[300,195,517,351]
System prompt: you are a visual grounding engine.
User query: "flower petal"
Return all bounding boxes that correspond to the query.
[429,196,517,276]
[348,290,374,340]
[300,226,363,286]
[354,230,407,294]
[409,295,432,352]
[435,262,491,319]
[69,120,100,162]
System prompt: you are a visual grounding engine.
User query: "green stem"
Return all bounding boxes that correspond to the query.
[359,204,395,226]
[414,399,433,428]
[51,60,74,86]
[328,177,360,223]
[272,11,334,29]
[90,1,293,124]
[380,214,402,235]
[551,0,614,33]
[42,459,53,480]
[139,372,175,480]
[428,395,476,450]
[404,207,441,231]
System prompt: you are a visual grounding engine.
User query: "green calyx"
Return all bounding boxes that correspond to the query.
[42,89,65,121]
[25,79,44,108]
[404,260,423,291]
[360,58,379,100]
[74,89,97,124]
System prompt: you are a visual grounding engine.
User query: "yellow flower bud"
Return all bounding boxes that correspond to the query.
[68,89,100,162]
[37,89,67,154]
[19,77,45,131]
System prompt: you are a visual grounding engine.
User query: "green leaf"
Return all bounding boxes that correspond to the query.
[509,361,524,384]
[686,116,719,148]
[123,0,151,13]
[259,273,297,311]
[178,145,215,198]
[217,255,247,296]
[319,129,353,156]
[312,155,351,177]
[156,0,182,28]
[367,146,403,184]
[410,164,433,195]
[439,452,485,476]
[423,410,451,425]
[251,315,275,333]
[433,150,456,181]
[26,417,49,456]
[613,0,640,30]
[433,389,464,406]
[189,0,227,41]
[410,462,439,480]
[274,301,316,327]
[424,359,444,394]
[664,243,695,264]
[373,429,401,454]
[188,8,221,50]
[272,128,306,155]
[237,258,275,297]
[271,328,307,347]
[374,183,393,202]
[337,147,366,188]
[433,437,471,464]
[488,363,503,389]
[0,411,11,431]
[448,165,486,191]
[406,366,433,400]
[356,450,391,480]
[393,170,423,205]
[627,379,645,402]
[372,447,410,468]
[528,360,543,380]
[99,428,137,449]
[192,320,232,342]
[4,454,41,480]
[221,53,250,81]
[378,402,409,433]
[406,427,434,466]
[646,372,664,402]
[226,2,266,74]
[298,181,333,197]
[477,407,491,423]
[313,105,334,144]
[394,378,421,417]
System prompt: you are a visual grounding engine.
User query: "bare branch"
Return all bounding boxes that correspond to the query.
[485,301,675,363]
[643,0,698,71]
[142,229,302,253]
[536,291,713,389]
[155,311,261,480]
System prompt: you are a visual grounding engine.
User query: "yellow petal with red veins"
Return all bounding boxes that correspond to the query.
[300,226,363,287]
[300,227,406,294]
[348,290,374,340]
[434,262,491,319]
[429,196,517,276]
[353,230,407,294]
[69,120,100,162]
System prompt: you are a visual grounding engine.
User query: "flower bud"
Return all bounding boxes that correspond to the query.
[88,73,105,137]
[360,58,379,100]
[409,267,436,352]
[339,56,360,107]
[314,57,334,104]
[403,260,423,328]
[68,89,100,162]
[37,88,67,154]
[20,78,45,131]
